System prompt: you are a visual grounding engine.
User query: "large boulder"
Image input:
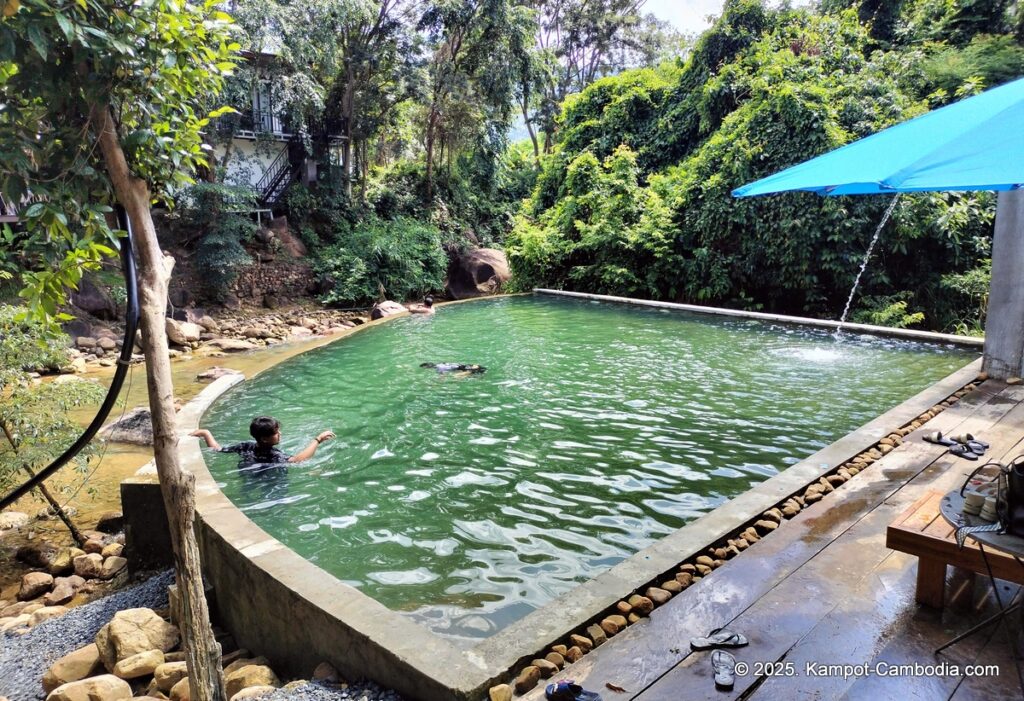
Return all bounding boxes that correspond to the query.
[43,643,104,693]
[70,277,117,320]
[95,608,179,671]
[165,318,203,346]
[224,665,279,699]
[46,675,132,701]
[204,338,258,352]
[0,511,30,530]
[369,301,406,320]
[18,572,54,600]
[445,248,510,300]
[98,408,153,446]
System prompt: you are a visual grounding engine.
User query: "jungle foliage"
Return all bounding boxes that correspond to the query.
[507,0,1014,332]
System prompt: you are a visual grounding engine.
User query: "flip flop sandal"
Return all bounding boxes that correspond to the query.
[690,627,749,651]
[711,650,736,691]
[948,443,980,460]
[545,680,603,701]
[952,433,990,449]
[923,431,958,447]
[965,440,987,455]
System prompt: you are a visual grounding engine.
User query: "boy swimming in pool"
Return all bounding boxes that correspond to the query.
[190,416,335,465]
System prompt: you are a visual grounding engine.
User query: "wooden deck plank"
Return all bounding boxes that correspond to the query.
[634,385,1024,701]
[519,381,1017,701]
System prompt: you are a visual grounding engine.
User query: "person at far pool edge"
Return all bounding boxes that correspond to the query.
[407,295,435,315]
[190,416,335,465]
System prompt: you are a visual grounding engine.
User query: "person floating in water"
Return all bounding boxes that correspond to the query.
[420,362,486,376]
[407,296,435,315]
[190,416,335,466]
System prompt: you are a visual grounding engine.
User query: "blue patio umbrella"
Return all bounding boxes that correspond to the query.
[732,76,1024,198]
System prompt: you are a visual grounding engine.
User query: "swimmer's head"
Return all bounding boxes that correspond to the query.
[250,416,281,445]
[424,296,434,307]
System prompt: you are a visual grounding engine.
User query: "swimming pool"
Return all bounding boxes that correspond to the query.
[199,295,976,640]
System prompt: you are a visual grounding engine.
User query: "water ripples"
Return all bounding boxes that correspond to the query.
[203,296,975,640]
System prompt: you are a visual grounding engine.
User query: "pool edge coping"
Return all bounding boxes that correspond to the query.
[167,294,982,701]
[533,289,985,347]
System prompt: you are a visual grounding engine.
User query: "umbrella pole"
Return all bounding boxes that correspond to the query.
[983,189,1024,380]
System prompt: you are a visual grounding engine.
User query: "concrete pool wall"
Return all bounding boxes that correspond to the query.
[162,294,983,701]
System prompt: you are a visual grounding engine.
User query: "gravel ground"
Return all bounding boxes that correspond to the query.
[0,571,174,700]
[0,570,407,701]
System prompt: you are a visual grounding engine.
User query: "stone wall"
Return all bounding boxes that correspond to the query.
[229,259,315,308]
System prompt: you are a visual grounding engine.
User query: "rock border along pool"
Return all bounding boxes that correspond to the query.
[158,293,983,701]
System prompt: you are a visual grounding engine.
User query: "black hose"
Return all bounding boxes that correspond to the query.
[0,207,141,510]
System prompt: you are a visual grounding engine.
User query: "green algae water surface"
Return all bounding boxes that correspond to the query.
[201,296,975,639]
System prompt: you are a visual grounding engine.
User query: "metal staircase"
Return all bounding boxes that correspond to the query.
[257,138,303,210]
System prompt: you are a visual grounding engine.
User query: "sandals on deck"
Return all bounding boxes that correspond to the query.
[923,431,985,460]
[545,680,602,701]
[690,628,749,651]
[711,650,737,691]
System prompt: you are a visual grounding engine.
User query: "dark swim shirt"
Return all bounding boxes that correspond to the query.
[218,441,290,466]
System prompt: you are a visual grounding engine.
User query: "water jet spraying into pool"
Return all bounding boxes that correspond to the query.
[833,195,902,341]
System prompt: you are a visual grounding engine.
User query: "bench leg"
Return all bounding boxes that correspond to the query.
[916,557,946,608]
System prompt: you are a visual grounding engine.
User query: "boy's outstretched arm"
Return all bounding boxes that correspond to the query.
[190,428,221,451]
[288,430,335,463]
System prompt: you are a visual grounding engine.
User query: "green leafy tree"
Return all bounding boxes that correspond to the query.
[0,306,105,545]
[1,2,238,698]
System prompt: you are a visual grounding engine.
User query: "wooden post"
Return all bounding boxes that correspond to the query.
[92,105,226,701]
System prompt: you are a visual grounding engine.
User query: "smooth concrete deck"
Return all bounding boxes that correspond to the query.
[520,378,1024,701]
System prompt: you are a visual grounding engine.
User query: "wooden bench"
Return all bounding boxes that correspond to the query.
[886,490,1024,608]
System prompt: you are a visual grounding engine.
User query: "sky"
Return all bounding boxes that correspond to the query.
[643,0,729,35]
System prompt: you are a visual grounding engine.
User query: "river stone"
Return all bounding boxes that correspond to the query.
[101,543,124,558]
[95,511,124,534]
[370,300,405,318]
[288,326,313,338]
[530,659,558,678]
[99,408,153,446]
[645,587,671,605]
[101,556,127,579]
[196,367,241,382]
[95,608,180,671]
[601,615,627,635]
[223,657,269,676]
[97,337,117,351]
[74,554,104,579]
[627,594,654,615]
[83,539,105,554]
[45,576,84,606]
[113,649,165,679]
[514,667,540,694]
[30,606,69,626]
[564,646,583,663]
[229,687,277,701]
[586,624,607,647]
[311,662,339,683]
[224,665,279,699]
[165,319,203,346]
[0,511,30,529]
[17,542,59,568]
[169,677,190,701]
[488,684,513,701]
[661,579,683,593]
[569,633,593,652]
[206,338,258,352]
[43,644,104,692]
[76,336,98,349]
[544,652,565,669]
[154,661,188,693]
[46,674,132,701]
[47,548,77,575]
[0,614,30,633]
[18,571,54,600]
[1,600,30,617]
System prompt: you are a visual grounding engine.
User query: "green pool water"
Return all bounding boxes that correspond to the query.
[201,295,975,639]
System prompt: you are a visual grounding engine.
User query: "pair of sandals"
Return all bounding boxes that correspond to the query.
[690,628,749,691]
[923,431,989,461]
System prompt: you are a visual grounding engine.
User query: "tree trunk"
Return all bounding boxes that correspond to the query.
[521,98,540,165]
[342,62,355,200]
[92,105,226,701]
[425,106,438,201]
